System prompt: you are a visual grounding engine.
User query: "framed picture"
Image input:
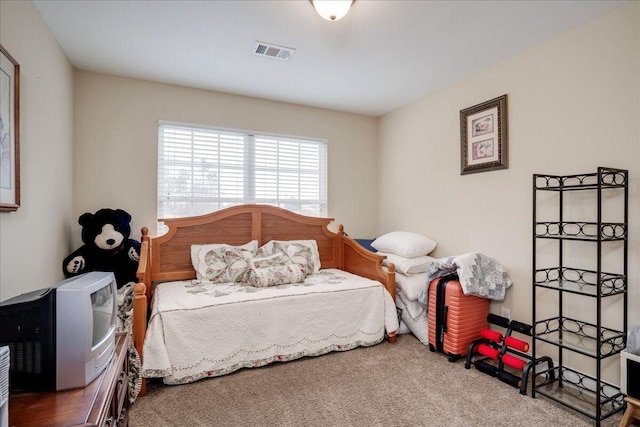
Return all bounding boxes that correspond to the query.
[460,94,507,175]
[0,44,20,211]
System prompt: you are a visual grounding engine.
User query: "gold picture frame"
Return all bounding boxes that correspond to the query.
[460,94,507,175]
[0,44,20,211]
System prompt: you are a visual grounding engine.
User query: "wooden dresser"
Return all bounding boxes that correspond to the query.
[9,332,129,427]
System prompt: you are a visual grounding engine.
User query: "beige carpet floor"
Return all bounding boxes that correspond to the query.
[129,335,624,426]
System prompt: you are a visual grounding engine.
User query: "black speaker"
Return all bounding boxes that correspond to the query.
[626,356,640,399]
[0,293,56,391]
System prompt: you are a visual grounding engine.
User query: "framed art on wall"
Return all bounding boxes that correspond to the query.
[460,94,507,175]
[0,44,20,211]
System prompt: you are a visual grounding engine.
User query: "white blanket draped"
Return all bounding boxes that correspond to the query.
[142,269,398,385]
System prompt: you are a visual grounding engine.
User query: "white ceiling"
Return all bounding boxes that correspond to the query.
[34,0,627,117]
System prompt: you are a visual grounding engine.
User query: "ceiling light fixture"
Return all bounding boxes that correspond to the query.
[311,0,354,21]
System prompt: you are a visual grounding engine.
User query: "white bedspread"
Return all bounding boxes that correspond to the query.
[142,269,398,385]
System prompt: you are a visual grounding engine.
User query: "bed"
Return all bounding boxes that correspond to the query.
[131,205,398,395]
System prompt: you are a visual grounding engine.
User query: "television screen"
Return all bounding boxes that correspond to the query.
[90,283,115,347]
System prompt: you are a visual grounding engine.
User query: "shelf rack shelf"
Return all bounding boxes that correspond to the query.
[534,366,626,421]
[532,167,628,426]
[534,267,626,297]
[535,316,626,358]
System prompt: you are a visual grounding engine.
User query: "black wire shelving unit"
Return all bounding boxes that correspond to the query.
[532,167,628,426]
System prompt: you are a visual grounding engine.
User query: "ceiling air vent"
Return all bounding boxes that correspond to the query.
[252,41,295,61]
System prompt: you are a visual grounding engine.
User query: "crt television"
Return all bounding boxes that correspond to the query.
[0,271,118,391]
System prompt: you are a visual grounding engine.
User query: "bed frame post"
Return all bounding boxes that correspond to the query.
[138,227,152,300]
[337,225,345,270]
[134,226,151,397]
[386,263,396,303]
[133,282,147,396]
[385,263,397,344]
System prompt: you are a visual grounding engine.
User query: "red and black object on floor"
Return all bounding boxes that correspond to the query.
[464,313,554,396]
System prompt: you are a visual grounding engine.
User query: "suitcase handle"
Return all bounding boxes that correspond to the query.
[440,305,449,342]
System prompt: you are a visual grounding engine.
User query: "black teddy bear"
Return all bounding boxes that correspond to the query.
[62,208,141,288]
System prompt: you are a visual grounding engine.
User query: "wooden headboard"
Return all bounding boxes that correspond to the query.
[136,204,395,298]
[144,204,343,282]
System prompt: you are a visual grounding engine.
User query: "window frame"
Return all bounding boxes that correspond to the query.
[157,121,328,220]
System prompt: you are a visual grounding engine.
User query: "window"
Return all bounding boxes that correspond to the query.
[158,122,328,220]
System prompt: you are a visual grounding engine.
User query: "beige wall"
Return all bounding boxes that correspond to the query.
[378,2,639,380]
[73,72,379,245]
[0,1,74,300]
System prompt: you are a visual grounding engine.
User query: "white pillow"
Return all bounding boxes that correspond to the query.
[378,252,435,275]
[371,231,436,257]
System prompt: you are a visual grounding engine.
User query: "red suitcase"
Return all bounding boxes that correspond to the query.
[428,275,490,361]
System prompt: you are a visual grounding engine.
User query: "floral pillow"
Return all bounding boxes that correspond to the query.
[246,264,307,288]
[191,241,258,282]
[248,253,288,270]
[257,240,321,274]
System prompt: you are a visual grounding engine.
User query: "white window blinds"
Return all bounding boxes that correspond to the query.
[158,122,328,219]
